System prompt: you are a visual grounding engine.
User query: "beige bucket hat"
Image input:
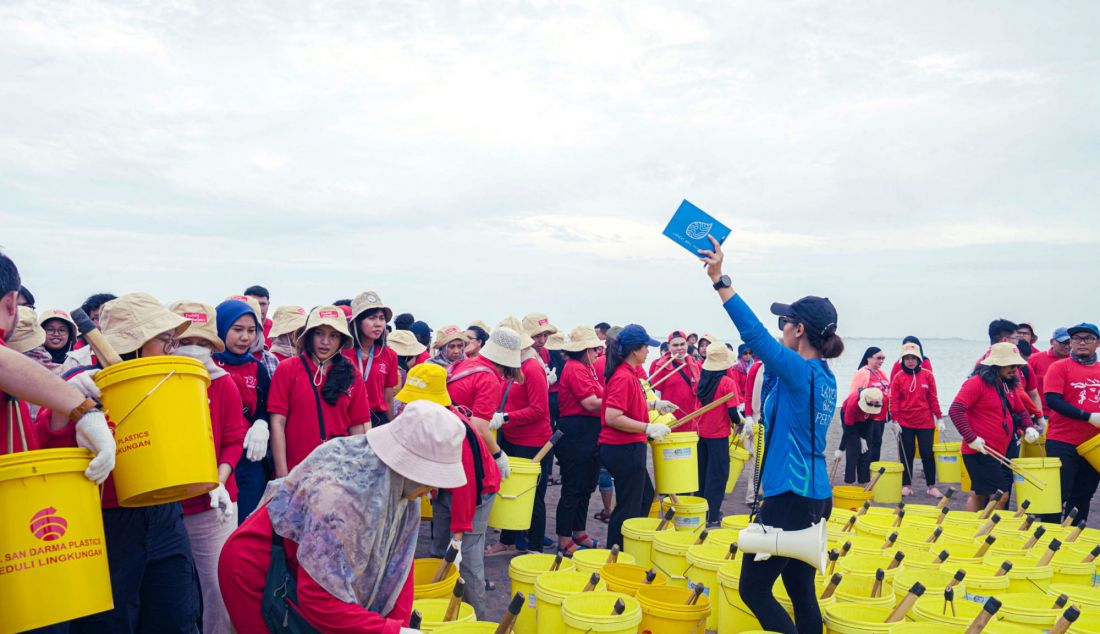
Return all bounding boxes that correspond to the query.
[858,387,884,415]
[269,305,308,339]
[563,325,603,352]
[432,325,467,350]
[8,306,45,353]
[900,342,922,359]
[702,342,734,372]
[169,300,225,352]
[224,295,263,322]
[545,332,565,351]
[522,313,558,337]
[498,316,535,350]
[981,342,1027,368]
[469,320,490,332]
[366,399,466,489]
[297,305,353,350]
[350,291,393,323]
[698,332,720,346]
[481,326,524,368]
[99,292,190,355]
[388,330,427,357]
[39,308,78,331]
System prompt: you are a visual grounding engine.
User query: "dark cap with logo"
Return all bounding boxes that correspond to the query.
[770,296,838,337]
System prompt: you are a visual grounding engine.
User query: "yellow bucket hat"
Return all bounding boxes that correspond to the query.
[395,363,452,407]
[8,306,45,353]
[169,300,225,352]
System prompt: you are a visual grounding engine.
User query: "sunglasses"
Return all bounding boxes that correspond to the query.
[778,316,799,330]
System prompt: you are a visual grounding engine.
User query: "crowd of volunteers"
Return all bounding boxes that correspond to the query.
[2,240,1100,634]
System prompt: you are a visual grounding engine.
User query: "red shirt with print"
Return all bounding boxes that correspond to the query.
[446,409,502,533]
[0,335,39,454]
[447,356,504,422]
[600,362,648,445]
[889,368,942,429]
[215,358,261,419]
[344,345,400,413]
[1043,358,1100,446]
[182,375,248,515]
[268,356,370,472]
[974,348,1042,418]
[502,357,551,447]
[651,357,700,432]
[1029,349,1064,415]
[558,359,603,417]
[697,377,739,439]
[953,375,1028,456]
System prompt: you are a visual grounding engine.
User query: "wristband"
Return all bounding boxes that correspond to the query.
[492,451,502,460]
[68,397,100,422]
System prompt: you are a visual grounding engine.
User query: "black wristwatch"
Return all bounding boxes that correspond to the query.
[712,275,732,290]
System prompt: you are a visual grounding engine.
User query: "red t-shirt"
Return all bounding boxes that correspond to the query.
[414,350,430,367]
[537,346,559,395]
[953,375,1028,456]
[0,335,39,454]
[558,359,603,418]
[697,377,738,439]
[502,357,552,447]
[743,362,764,418]
[215,359,261,419]
[841,390,875,427]
[889,368,942,429]
[219,505,413,634]
[1029,350,1064,415]
[268,356,371,472]
[850,367,890,422]
[263,318,273,349]
[447,356,503,422]
[182,375,248,515]
[600,362,648,445]
[446,410,502,533]
[651,358,700,432]
[592,354,607,386]
[1043,358,1100,446]
[344,345,400,413]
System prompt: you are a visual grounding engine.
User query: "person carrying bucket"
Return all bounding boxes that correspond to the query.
[649,331,701,431]
[695,341,742,527]
[555,325,606,554]
[345,291,400,426]
[1041,322,1100,523]
[487,315,553,557]
[40,292,202,631]
[171,300,249,634]
[218,399,467,633]
[698,236,843,634]
[890,342,945,498]
[428,324,468,371]
[399,363,501,617]
[948,342,1040,513]
[267,304,308,362]
[839,387,883,485]
[269,305,371,478]
[849,347,890,469]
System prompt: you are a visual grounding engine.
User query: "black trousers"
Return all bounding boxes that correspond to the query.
[1046,439,1100,524]
[842,421,874,484]
[698,436,730,522]
[498,438,552,550]
[867,419,884,464]
[600,442,654,549]
[739,491,832,634]
[899,427,936,487]
[554,415,600,538]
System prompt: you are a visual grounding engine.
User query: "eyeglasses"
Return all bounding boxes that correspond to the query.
[873,355,886,360]
[44,327,68,335]
[152,333,178,352]
[778,317,798,330]
[1071,335,1098,343]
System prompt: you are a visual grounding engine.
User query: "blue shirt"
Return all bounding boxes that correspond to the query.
[723,294,837,500]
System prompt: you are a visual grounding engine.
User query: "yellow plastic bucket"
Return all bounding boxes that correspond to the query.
[651,531,698,588]
[1048,552,1094,586]
[833,485,874,512]
[995,560,1054,594]
[534,570,606,634]
[561,591,642,634]
[422,496,433,521]
[651,432,699,494]
[837,554,901,583]
[932,442,962,483]
[684,543,731,630]
[488,457,542,530]
[832,574,896,608]
[890,625,951,634]
[635,586,710,634]
[410,597,476,632]
[893,568,964,606]
[996,592,1062,628]
[1048,582,1100,608]
[701,528,740,551]
[509,553,575,634]
[414,558,460,600]
[898,549,950,571]
[989,623,1052,634]
[868,461,903,504]
[721,514,752,531]
[961,565,1011,603]
[96,357,218,506]
[960,453,972,492]
[621,517,669,569]
[600,563,668,595]
[776,578,833,623]
[822,604,895,634]
[0,448,113,632]
[660,495,708,532]
[1065,544,1100,586]
[1071,612,1100,634]
[1011,457,1062,516]
[570,549,636,577]
[727,444,750,493]
[911,593,981,627]
[1076,433,1100,474]
[846,535,899,557]
[433,624,499,634]
[717,560,760,633]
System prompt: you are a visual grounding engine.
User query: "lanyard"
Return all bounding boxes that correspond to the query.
[357,345,376,381]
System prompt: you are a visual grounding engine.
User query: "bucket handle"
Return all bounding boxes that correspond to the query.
[721,585,756,618]
[496,481,541,501]
[109,370,175,430]
[650,559,685,581]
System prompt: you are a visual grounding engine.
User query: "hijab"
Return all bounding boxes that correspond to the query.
[696,368,724,405]
[857,346,882,370]
[213,300,260,366]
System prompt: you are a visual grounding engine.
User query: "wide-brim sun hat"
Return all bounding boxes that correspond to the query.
[8,306,45,353]
[698,332,720,346]
[498,316,535,350]
[900,342,922,359]
[980,342,1028,367]
[563,325,603,352]
[431,324,467,350]
[350,290,393,324]
[522,313,558,337]
[366,399,466,489]
[269,305,308,339]
[468,320,490,332]
[388,330,427,357]
[481,326,524,368]
[39,308,77,332]
[545,332,565,351]
[224,294,264,322]
[394,362,451,407]
[168,300,225,352]
[99,292,190,355]
[858,387,884,414]
[702,342,735,371]
[296,305,354,350]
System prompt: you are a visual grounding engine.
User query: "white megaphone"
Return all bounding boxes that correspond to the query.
[736,520,828,574]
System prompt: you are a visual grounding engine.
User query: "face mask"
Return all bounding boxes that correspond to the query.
[176,345,227,378]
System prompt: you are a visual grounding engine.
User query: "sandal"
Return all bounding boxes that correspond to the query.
[593,510,611,524]
[572,533,599,549]
[485,579,496,592]
[485,543,516,557]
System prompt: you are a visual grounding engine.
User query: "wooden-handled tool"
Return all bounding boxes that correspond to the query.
[893,501,906,515]
[974,535,996,558]
[70,308,124,367]
[820,573,843,599]
[864,466,887,492]
[1024,525,1047,550]
[494,592,525,634]
[1061,507,1079,529]
[1052,593,1069,609]
[826,549,840,574]
[993,561,1012,577]
[1081,545,1100,563]
[887,551,905,571]
[409,610,422,630]
[686,583,705,605]
[668,391,739,430]
[926,527,944,544]
[1013,499,1031,518]
[857,501,872,517]
[532,430,565,463]
[933,549,950,565]
[644,569,658,584]
[871,568,885,598]
[725,543,739,560]
[975,513,1000,537]
[944,586,956,617]
[1066,520,1086,543]
[936,507,950,526]
[582,573,600,592]
[935,487,956,510]
[1050,606,1081,634]
[611,598,627,616]
[647,356,679,388]
[656,508,676,531]
[839,541,852,559]
[606,545,620,564]
[1037,539,1062,567]
[892,510,906,528]
[841,514,857,533]
[433,545,459,582]
[444,578,466,621]
[979,491,1004,520]
[964,596,1001,633]
[1018,514,1037,532]
[881,531,898,550]
[549,552,563,571]
[947,569,966,589]
[885,582,926,622]
[693,530,709,546]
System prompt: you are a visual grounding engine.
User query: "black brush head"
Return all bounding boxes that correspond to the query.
[452,578,465,597]
[444,546,458,563]
[1020,499,1030,509]
[938,550,950,562]
[983,596,1002,615]
[985,535,996,545]
[1091,545,1100,556]
[1066,606,1081,622]
[507,592,525,615]
[910,582,926,597]
[1035,526,1047,538]
[663,508,676,520]
[894,551,905,562]
[875,568,885,581]
[1049,539,1062,551]
[830,572,842,585]
[954,569,967,582]
[828,549,839,562]
[944,586,954,600]
[992,490,1004,501]
[612,598,626,615]
[1000,561,1014,573]
[549,429,564,444]
[69,308,96,335]
[944,487,956,498]
[990,514,1001,524]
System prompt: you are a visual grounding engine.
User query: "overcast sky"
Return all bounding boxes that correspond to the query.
[2,1,1098,343]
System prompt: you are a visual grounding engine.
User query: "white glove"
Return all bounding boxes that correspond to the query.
[69,369,101,399]
[1035,417,1047,433]
[449,537,463,570]
[489,412,507,431]
[547,367,558,385]
[652,400,677,415]
[74,411,115,484]
[936,418,946,433]
[834,449,844,460]
[495,451,511,479]
[646,423,672,441]
[743,428,754,453]
[859,438,869,453]
[968,437,987,454]
[743,416,755,428]
[1024,428,1040,444]
[1089,413,1100,428]
[888,421,901,434]
[208,483,234,523]
[400,629,424,634]
[243,419,270,462]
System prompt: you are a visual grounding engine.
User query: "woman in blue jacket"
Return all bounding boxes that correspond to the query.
[699,237,844,634]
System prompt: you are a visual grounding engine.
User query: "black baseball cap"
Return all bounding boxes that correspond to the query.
[770,296,838,337]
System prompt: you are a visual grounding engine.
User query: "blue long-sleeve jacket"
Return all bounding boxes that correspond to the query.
[723,294,837,500]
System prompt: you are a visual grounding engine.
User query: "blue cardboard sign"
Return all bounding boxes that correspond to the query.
[662,200,731,257]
